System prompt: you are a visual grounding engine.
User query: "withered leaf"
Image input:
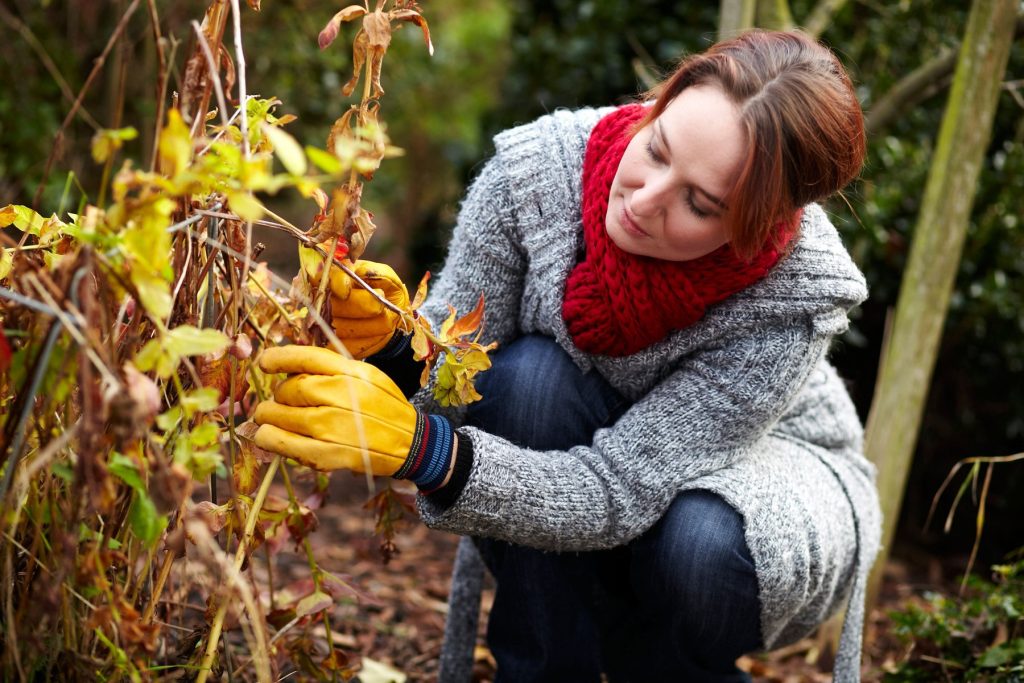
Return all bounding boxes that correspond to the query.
[318,4,368,50]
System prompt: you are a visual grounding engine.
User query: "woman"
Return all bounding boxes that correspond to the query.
[253,29,881,683]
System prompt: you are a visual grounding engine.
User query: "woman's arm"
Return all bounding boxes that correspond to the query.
[418,317,829,551]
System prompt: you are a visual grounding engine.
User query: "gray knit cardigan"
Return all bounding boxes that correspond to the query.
[411,107,882,683]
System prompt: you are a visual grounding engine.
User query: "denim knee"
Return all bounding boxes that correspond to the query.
[629,490,763,652]
[466,334,626,450]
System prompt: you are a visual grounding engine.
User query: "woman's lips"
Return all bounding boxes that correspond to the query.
[620,206,649,238]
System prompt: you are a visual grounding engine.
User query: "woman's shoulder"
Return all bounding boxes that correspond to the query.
[785,204,868,302]
[491,106,618,175]
[710,205,866,338]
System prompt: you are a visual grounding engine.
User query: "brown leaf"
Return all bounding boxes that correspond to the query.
[196,352,249,406]
[122,362,161,422]
[319,4,368,50]
[193,500,229,535]
[341,29,369,97]
[391,8,433,55]
[236,420,276,463]
[149,461,193,516]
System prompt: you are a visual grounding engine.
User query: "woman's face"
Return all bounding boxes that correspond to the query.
[605,85,747,262]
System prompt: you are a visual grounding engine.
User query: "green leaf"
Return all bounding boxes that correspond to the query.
[263,123,307,176]
[978,638,1024,667]
[181,388,222,416]
[296,590,333,618]
[52,461,73,482]
[91,127,138,163]
[129,491,167,547]
[109,453,145,493]
[306,146,342,175]
[135,338,178,379]
[166,326,231,358]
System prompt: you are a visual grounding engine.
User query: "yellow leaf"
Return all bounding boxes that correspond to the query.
[91,127,138,163]
[131,269,173,321]
[158,109,192,178]
[0,205,15,227]
[459,347,492,373]
[262,123,307,176]
[438,305,458,342]
[410,271,431,310]
[226,190,264,222]
[0,249,12,281]
[410,318,433,362]
[433,358,458,408]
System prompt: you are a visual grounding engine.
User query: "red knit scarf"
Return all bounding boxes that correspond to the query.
[562,104,799,357]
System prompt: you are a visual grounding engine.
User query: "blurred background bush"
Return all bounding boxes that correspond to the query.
[2,0,1021,566]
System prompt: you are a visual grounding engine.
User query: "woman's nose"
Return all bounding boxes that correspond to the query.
[630,176,668,217]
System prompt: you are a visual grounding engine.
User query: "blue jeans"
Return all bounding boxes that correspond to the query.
[466,335,762,683]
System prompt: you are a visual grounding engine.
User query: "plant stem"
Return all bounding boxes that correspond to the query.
[194,455,280,683]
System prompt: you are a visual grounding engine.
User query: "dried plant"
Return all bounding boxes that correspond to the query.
[0,1,489,679]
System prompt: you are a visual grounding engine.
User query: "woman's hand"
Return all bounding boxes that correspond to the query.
[253,346,455,490]
[306,258,410,359]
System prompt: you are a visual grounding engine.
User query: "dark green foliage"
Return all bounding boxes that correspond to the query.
[885,559,1024,681]
[487,0,719,135]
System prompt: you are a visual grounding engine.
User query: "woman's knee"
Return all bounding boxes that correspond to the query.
[467,335,626,449]
[630,490,762,645]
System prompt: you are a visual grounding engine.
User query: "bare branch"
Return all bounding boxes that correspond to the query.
[0,3,101,131]
[803,0,849,39]
[865,15,1024,139]
[32,0,142,209]
[865,48,958,139]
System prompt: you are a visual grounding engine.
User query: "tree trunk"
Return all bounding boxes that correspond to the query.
[863,0,1018,617]
[719,0,757,39]
[755,0,794,31]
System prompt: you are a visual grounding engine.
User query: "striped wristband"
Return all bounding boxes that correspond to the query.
[394,413,454,492]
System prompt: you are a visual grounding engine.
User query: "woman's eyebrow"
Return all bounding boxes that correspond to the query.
[655,119,728,209]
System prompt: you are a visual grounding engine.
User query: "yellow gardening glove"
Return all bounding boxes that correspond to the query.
[253,346,455,490]
[303,256,410,359]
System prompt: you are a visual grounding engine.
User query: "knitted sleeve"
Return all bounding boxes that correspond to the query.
[408,155,528,419]
[416,317,830,551]
[422,156,526,343]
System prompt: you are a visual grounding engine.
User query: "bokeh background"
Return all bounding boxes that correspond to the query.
[2,0,1022,568]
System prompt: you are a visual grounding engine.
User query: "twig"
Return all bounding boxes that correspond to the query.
[32,0,142,209]
[24,274,121,389]
[146,0,166,171]
[0,286,77,322]
[961,462,994,593]
[195,457,280,683]
[192,20,232,130]
[0,3,101,131]
[230,0,251,160]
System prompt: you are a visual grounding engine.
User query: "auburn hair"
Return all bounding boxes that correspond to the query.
[637,30,866,260]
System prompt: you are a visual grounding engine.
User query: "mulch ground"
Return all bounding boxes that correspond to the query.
[278,473,947,683]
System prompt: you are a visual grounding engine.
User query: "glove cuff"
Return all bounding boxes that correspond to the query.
[394,413,454,491]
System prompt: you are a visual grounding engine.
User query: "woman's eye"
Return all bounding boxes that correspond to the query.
[685,189,712,219]
[644,140,664,163]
